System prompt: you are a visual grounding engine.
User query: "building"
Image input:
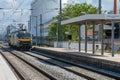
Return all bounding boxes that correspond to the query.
[30,0,80,44]
[30,0,59,36]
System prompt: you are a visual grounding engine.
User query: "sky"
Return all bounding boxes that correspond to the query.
[0,0,33,33]
[81,0,116,10]
[0,0,119,34]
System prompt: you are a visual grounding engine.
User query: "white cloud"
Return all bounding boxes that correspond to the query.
[85,0,117,11]
[101,0,114,10]
[7,0,14,3]
[62,0,67,4]
[6,0,17,8]
[86,0,92,4]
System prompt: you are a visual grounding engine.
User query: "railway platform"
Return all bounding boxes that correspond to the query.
[33,46,120,74]
[33,46,120,62]
[0,53,17,80]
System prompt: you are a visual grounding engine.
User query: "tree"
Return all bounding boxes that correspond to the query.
[48,3,98,41]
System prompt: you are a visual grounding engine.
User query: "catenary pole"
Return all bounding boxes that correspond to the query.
[59,0,62,47]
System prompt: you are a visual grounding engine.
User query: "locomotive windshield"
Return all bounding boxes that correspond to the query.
[17,33,31,38]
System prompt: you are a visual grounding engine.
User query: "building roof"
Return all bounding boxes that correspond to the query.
[61,14,120,25]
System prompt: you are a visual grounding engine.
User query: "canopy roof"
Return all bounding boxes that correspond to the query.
[61,14,120,25]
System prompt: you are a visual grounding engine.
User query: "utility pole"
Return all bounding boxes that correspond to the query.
[111,0,118,57]
[99,0,102,14]
[98,0,102,41]
[35,16,38,46]
[98,0,104,55]
[59,0,62,47]
[40,14,42,45]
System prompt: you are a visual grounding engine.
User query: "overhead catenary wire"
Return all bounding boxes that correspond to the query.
[0,0,32,27]
[4,0,26,21]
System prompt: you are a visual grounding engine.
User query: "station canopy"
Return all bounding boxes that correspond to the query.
[61,14,120,25]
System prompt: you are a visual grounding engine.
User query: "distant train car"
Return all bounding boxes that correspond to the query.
[8,29,32,50]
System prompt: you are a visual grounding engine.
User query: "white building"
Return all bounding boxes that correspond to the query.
[30,0,80,37]
[30,0,59,37]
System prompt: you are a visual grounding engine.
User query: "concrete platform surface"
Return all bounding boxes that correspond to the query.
[0,53,17,80]
[34,46,120,63]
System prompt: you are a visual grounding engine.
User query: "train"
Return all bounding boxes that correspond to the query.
[8,29,32,50]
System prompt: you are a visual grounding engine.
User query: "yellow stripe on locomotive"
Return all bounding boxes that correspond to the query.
[17,38,32,42]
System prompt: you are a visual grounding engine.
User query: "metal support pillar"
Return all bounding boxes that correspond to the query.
[79,25,81,52]
[92,23,95,54]
[30,16,32,32]
[101,24,104,55]
[85,23,87,53]
[98,0,102,41]
[111,21,115,57]
[35,16,38,46]
[40,14,42,45]
[119,23,120,39]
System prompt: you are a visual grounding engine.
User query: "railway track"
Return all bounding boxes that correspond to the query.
[15,51,95,80]
[31,49,120,79]
[0,45,119,80]
[24,50,118,80]
[0,47,89,80]
[0,48,57,80]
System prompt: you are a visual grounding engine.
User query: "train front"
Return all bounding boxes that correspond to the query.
[17,31,32,50]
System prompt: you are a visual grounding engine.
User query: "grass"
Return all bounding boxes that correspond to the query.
[32,43,52,47]
[104,49,120,54]
[104,50,111,53]
[116,51,120,54]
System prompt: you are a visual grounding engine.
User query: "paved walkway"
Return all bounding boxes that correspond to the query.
[0,53,17,80]
[35,46,120,63]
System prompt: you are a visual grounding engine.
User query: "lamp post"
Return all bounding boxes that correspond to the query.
[57,21,59,47]
[55,20,59,47]
[35,16,38,46]
[39,8,59,46]
[31,16,38,46]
